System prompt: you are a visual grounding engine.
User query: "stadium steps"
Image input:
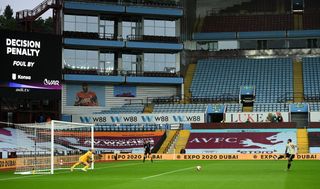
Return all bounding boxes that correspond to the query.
[294,14,303,30]
[184,64,196,102]
[276,0,284,13]
[143,104,154,113]
[293,61,304,103]
[169,130,190,154]
[194,17,204,32]
[157,130,178,154]
[297,128,309,153]
[193,16,199,32]
[242,106,253,112]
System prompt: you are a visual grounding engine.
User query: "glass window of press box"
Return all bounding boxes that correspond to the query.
[144,19,176,37]
[63,49,104,70]
[64,15,99,33]
[144,53,177,72]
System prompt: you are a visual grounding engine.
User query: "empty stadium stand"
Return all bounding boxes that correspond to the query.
[201,0,320,33]
[190,58,293,103]
[304,0,320,13]
[253,103,289,112]
[302,57,320,101]
[309,103,320,111]
[219,0,279,14]
[153,104,207,113]
[201,14,293,32]
[95,104,145,114]
[225,103,243,112]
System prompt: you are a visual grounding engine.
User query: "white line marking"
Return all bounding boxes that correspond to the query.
[142,166,194,180]
[0,162,142,181]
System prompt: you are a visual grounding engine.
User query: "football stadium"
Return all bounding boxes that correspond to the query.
[0,0,320,188]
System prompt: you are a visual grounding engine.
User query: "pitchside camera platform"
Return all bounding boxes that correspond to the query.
[0,30,62,98]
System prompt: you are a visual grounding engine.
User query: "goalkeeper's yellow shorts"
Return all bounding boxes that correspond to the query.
[79,157,88,163]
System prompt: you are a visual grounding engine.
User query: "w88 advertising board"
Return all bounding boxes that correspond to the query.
[72,113,205,124]
[0,30,62,98]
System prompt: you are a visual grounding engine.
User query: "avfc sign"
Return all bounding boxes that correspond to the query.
[186,131,297,154]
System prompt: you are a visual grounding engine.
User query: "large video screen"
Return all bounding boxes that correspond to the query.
[0,30,62,98]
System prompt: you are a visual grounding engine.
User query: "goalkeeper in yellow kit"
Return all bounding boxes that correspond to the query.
[71,149,94,172]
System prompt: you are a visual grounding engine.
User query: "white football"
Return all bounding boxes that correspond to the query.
[196,166,201,171]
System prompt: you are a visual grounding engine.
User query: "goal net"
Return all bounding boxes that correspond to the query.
[13,120,94,174]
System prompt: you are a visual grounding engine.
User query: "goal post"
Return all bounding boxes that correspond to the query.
[13,120,94,175]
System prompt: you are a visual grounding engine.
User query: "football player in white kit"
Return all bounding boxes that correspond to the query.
[277,139,297,170]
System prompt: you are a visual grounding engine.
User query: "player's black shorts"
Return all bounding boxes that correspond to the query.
[286,153,295,161]
[144,149,151,155]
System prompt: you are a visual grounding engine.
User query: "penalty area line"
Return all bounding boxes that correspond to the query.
[142,166,194,180]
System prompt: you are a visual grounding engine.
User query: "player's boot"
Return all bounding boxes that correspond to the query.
[81,168,87,172]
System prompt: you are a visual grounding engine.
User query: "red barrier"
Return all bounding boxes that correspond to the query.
[308,132,320,147]
[308,122,320,128]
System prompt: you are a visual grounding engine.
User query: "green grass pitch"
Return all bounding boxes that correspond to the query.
[1,160,320,189]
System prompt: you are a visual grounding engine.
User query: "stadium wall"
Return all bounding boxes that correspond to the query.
[310,112,320,122]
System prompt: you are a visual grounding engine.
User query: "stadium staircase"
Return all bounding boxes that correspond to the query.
[168,130,190,154]
[158,130,179,154]
[293,14,303,30]
[184,64,196,103]
[242,106,253,112]
[297,128,309,153]
[276,0,283,13]
[15,0,62,33]
[143,104,154,113]
[194,17,204,33]
[277,0,288,13]
[293,61,304,103]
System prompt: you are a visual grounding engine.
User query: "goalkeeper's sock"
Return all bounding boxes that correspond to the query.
[71,162,80,170]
